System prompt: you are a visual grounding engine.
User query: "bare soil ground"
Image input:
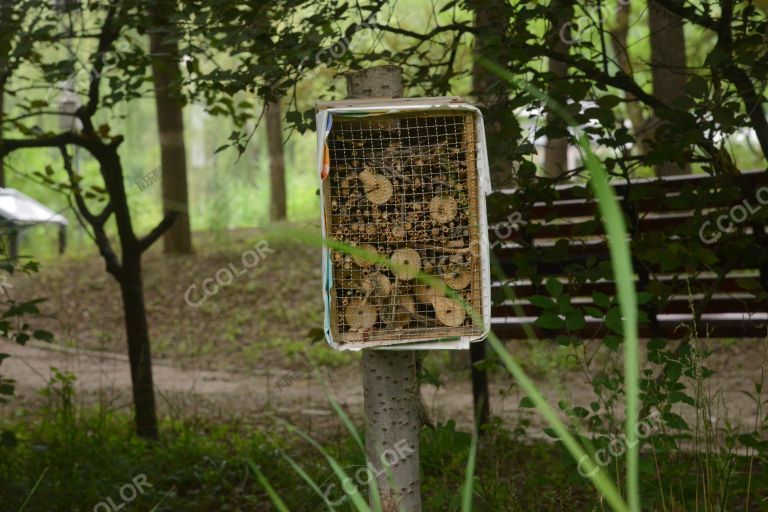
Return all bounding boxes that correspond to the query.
[2,226,766,435]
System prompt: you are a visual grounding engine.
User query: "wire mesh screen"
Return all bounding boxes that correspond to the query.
[324,111,484,345]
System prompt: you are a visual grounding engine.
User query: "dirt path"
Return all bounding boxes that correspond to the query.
[3,339,765,437]
[1,340,531,432]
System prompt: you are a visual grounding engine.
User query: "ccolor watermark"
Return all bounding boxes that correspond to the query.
[322,439,415,506]
[698,186,768,244]
[489,211,527,249]
[92,474,152,512]
[184,240,273,308]
[576,411,660,478]
[135,166,161,192]
[275,360,314,391]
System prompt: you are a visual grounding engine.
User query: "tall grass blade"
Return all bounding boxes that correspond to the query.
[481,57,640,512]
[17,467,47,512]
[280,452,340,511]
[486,331,629,511]
[327,396,384,512]
[286,423,373,511]
[461,428,478,512]
[246,459,291,512]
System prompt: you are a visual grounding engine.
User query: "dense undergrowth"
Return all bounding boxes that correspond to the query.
[1,366,766,511]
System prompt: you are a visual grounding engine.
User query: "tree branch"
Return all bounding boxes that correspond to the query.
[76,2,122,134]
[0,132,83,157]
[653,0,768,159]
[374,22,474,41]
[59,146,122,279]
[137,211,179,253]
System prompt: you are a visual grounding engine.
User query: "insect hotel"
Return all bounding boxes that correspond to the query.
[316,97,491,350]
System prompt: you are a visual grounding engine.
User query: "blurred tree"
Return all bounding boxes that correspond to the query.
[266,97,287,221]
[469,0,514,187]
[0,85,5,188]
[648,0,690,176]
[150,0,193,254]
[0,1,172,439]
[467,0,514,430]
[543,0,573,178]
[0,0,354,438]
[609,0,649,159]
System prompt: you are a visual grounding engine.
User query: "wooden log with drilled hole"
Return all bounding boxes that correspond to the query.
[358,169,393,205]
[431,295,466,327]
[429,195,458,224]
[345,298,378,331]
[390,248,421,280]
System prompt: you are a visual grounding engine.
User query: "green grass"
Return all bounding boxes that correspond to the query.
[1,402,600,512]
[2,355,766,512]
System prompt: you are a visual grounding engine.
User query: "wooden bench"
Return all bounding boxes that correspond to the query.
[488,170,768,340]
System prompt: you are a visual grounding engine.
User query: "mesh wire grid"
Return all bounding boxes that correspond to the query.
[324,111,484,345]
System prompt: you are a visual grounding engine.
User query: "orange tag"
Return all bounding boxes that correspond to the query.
[321,144,330,181]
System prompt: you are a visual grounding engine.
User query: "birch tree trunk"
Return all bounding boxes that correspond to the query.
[543,0,573,177]
[346,66,422,512]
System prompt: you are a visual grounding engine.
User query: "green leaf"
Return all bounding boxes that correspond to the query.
[662,412,689,431]
[33,330,53,343]
[584,306,604,319]
[546,277,564,297]
[556,294,573,313]
[593,291,611,308]
[604,335,621,351]
[636,292,654,305]
[605,307,624,334]
[685,76,708,98]
[534,312,563,330]
[565,310,586,331]
[596,95,622,109]
[519,396,535,408]
[528,295,555,309]
[572,406,589,418]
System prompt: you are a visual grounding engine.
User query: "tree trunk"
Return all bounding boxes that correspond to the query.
[648,0,689,176]
[609,0,650,157]
[93,146,162,441]
[266,99,287,221]
[150,4,193,254]
[119,256,159,439]
[362,351,422,511]
[0,80,5,188]
[467,0,508,429]
[470,0,513,188]
[543,0,573,178]
[346,66,422,511]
